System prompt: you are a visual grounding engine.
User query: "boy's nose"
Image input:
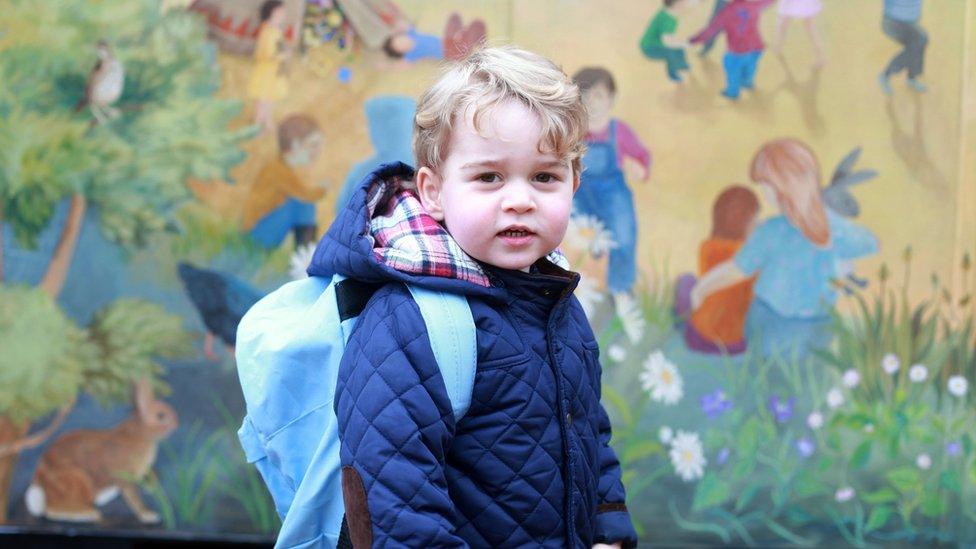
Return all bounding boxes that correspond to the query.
[501,181,536,213]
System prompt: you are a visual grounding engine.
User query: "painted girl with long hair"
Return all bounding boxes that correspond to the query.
[690,138,879,358]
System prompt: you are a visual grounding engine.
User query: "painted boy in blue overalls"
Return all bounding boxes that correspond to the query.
[571,68,651,306]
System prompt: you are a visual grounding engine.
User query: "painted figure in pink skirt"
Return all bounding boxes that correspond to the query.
[774,0,826,68]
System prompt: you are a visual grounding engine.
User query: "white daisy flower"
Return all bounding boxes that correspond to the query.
[640,351,684,405]
[574,274,604,319]
[659,426,674,445]
[669,430,706,482]
[916,453,932,470]
[835,487,856,502]
[842,369,861,388]
[607,344,626,363]
[289,243,316,281]
[882,353,901,375]
[807,411,824,430]
[826,388,844,409]
[613,292,646,344]
[565,214,618,258]
[948,375,969,397]
[908,364,928,383]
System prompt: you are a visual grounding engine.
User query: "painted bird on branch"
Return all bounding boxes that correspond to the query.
[75,40,125,124]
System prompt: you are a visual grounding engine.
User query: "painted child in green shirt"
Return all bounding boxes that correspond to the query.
[639,0,694,82]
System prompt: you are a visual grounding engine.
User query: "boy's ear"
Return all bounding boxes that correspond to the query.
[416,166,445,221]
[571,170,581,195]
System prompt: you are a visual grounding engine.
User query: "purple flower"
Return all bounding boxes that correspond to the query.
[768,395,796,424]
[795,437,816,458]
[717,447,731,466]
[946,441,962,456]
[700,389,733,419]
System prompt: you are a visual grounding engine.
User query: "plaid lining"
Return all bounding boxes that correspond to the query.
[367,177,568,286]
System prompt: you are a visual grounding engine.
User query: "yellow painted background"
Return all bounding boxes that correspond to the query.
[197,0,976,301]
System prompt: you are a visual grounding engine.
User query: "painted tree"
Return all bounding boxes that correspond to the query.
[0,0,251,521]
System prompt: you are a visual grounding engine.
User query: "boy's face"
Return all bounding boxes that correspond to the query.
[417,100,579,272]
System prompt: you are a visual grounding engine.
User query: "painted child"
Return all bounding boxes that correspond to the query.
[313,46,638,548]
[690,138,879,358]
[689,0,776,100]
[381,13,487,64]
[675,186,760,355]
[878,0,928,94]
[242,114,327,249]
[639,0,694,82]
[247,0,290,134]
[774,0,826,68]
[572,67,652,308]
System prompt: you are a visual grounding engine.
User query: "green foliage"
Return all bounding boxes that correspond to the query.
[621,253,976,545]
[0,285,191,424]
[85,298,192,405]
[145,421,225,528]
[0,111,97,247]
[0,285,97,423]
[213,398,281,534]
[0,0,251,250]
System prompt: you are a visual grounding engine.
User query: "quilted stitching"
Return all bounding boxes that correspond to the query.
[321,163,638,548]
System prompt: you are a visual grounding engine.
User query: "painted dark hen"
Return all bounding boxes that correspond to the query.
[177,262,263,360]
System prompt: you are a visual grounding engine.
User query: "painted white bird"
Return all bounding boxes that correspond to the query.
[76,41,125,124]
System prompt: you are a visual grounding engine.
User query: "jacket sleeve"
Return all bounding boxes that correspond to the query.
[592,395,640,548]
[581,311,638,548]
[334,286,469,548]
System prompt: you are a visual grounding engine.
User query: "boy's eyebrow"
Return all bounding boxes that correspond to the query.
[459,159,569,170]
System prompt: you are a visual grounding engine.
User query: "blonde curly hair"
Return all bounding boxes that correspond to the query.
[414,45,587,175]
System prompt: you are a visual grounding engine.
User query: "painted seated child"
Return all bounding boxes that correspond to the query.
[689,0,775,99]
[310,46,638,547]
[675,186,759,355]
[242,114,327,249]
[640,0,694,82]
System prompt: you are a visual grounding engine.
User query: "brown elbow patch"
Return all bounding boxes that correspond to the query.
[597,502,628,514]
[341,466,373,548]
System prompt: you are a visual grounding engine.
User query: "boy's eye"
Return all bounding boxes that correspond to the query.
[535,173,557,183]
[477,173,500,183]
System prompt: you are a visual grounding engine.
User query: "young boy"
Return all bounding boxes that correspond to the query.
[689,0,775,99]
[307,46,638,548]
[242,114,327,249]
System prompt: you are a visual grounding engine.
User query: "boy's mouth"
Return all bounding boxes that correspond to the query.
[498,226,537,247]
[498,225,535,239]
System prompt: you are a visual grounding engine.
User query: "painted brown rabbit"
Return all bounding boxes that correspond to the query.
[25,378,178,524]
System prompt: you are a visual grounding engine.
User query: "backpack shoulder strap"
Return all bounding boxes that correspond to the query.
[405,284,477,422]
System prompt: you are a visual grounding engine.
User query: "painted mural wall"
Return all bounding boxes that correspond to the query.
[1,0,974,544]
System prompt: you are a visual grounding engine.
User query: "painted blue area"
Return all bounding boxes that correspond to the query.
[334,96,416,214]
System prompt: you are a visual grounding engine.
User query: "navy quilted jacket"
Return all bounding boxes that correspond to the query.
[310,163,639,548]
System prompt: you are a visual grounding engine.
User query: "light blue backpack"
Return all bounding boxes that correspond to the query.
[235,274,476,548]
